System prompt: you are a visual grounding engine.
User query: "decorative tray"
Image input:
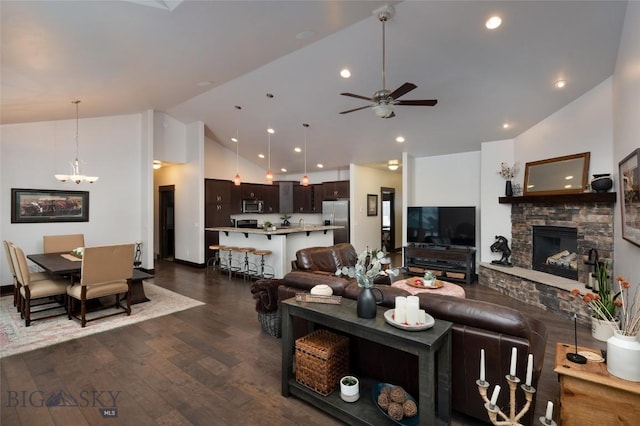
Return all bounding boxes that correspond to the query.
[405,277,443,289]
[384,309,434,331]
[295,293,342,304]
[372,382,419,426]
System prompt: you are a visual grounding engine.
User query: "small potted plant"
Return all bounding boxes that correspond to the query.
[423,271,436,287]
[280,214,291,227]
[263,221,273,231]
[340,375,359,402]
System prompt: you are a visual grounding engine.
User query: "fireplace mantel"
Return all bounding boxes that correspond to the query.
[499,192,616,204]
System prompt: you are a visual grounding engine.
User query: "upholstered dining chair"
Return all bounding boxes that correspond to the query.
[4,240,53,313]
[10,244,68,326]
[43,234,85,253]
[66,244,134,327]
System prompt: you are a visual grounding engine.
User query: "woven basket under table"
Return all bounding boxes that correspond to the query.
[257,310,281,338]
[295,329,349,396]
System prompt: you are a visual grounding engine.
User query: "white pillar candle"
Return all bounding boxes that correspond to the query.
[480,349,486,382]
[490,385,500,406]
[525,353,533,386]
[406,296,420,325]
[510,347,517,377]
[545,401,553,420]
[418,309,426,325]
[394,296,407,324]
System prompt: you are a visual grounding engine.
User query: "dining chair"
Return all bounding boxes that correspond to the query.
[43,234,85,253]
[10,244,68,326]
[66,244,134,327]
[4,240,53,313]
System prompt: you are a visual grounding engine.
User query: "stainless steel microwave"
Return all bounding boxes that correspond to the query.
[242,200,264,213]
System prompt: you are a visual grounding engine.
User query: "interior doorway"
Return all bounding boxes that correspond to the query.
[159,185,175,261]
[381,187,395,253]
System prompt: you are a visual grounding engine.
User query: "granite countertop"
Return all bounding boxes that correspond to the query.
[205,225,343,235]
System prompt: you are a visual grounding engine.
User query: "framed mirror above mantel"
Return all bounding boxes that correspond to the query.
[523,152,591,196]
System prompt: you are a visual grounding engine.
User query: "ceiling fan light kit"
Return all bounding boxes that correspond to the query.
[339,5,437,119]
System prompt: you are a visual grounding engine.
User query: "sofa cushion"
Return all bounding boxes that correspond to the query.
[282,270,351,295]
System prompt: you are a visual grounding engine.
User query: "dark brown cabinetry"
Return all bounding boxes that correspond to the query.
[404,245,476,285]
[312,184,323,213]
[263,183,279,213]
[242,183,264,200]
[293,184,313,213]
[205,179,235,256]
[322,180,350,199]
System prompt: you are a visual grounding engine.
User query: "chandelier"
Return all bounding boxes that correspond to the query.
[54,100,99,184]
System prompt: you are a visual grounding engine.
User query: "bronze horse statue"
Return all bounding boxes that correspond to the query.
[490,235,512,266]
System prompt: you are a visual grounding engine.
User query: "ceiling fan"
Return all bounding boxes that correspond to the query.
[340,5,437,119]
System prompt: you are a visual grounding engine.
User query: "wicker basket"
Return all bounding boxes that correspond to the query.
[258,310,281,338]
[295,329,349,396]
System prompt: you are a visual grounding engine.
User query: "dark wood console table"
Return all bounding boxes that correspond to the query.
[281,298,452,426]
[404,245,476,285]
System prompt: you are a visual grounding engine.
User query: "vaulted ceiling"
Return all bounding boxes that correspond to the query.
[1,1,627,174]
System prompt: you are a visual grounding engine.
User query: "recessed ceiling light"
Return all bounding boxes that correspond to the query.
[267,127,275,134]
[554,80,567,89]
[502,123,510,129]
[296,30,315,40]
[294,147,302,153]
[317,164,324,168]
[486,16,502,30]
[388,160,400,171]
[258,154,265,159]
[231,137,238,143]
[340,69,351,78]
[281,168,287,173]
[395,136,405,143]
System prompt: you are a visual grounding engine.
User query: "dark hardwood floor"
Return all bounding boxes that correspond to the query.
[1,259,604,425]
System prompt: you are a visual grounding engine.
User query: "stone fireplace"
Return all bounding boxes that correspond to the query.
[480,193,616,323]
[531,225,578,280]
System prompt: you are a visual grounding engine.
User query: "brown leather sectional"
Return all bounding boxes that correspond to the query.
[276,243,548,425]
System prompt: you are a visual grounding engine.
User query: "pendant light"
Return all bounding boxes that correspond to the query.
[265,93,274,183]
[301,123,309,186]
[265,127,273,183]
[232,105,241,186]
[54,100,99,184]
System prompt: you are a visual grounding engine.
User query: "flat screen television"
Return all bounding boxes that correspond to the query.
[407,206,476,247]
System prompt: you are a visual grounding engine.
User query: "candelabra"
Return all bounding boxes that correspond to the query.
[134,241,142,268]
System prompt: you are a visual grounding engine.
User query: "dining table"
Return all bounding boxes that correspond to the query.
[27,252,153,304]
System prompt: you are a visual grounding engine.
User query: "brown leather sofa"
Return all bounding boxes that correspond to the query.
[276,243,547,425]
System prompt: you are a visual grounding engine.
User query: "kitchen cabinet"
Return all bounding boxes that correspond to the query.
[205,179,235,256]
[242,183,264,200]
[293,184,313,213]
[312,184,323,213]
[264,183,280,213]
[322,180,349,199]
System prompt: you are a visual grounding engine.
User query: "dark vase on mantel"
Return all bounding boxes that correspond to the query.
[591,174,613,192]
[505,180,513,197]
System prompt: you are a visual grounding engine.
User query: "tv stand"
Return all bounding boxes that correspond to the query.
[404,245,476,285]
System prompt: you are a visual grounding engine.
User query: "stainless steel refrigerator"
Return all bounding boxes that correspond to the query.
[322,200,350,244]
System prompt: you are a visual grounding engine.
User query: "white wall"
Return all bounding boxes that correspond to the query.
[514,77,614,178]
[612,1,640,292]
[350,164,403,254]
[1,113,146,284]
[479,139,515,263]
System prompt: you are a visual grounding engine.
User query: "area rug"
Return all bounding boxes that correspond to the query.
[0,284,204,358]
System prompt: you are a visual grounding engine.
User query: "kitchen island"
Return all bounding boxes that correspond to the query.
[206,225,343,278]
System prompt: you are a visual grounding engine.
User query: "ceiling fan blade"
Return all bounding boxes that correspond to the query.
[389,82,417,100]
[396,99,438,106]
[339,105,372,114]
[340,92,372,101]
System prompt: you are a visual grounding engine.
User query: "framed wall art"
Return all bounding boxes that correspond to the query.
[367,194,378,216]
[619,148,640,247]
[11,188,89,223]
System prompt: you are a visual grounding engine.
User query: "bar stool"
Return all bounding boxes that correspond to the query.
[253,249,274,279]
[221,247,240,279]
[206,245,224,274]
[236,247,257,280]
